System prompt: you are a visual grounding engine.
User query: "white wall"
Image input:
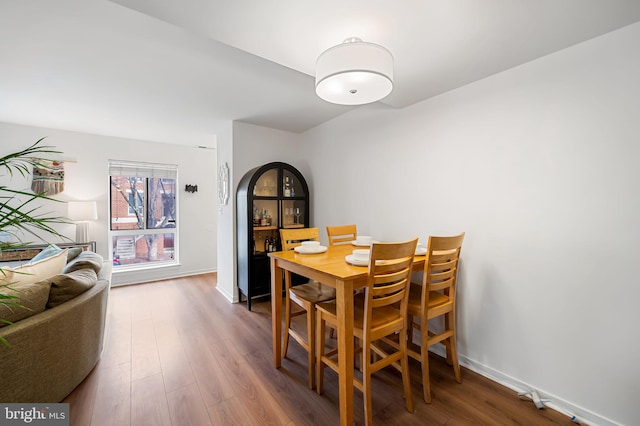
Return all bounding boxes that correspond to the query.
[0,122,218,285]
[301,22,640,426]
[215,121,235,302]
[223,122,306,302]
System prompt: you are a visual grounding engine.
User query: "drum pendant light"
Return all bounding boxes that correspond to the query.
[315,37,394,105]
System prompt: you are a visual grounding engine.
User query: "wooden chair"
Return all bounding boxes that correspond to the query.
[326,224,359,339]
[316,238,418,425]
[279,227,336,389]
[406,233,465,403]
[326,224,357,246]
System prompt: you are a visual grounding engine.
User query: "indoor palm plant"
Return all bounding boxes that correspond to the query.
[1,138,68,344]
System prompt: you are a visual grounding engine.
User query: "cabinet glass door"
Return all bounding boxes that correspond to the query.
[252,199,278,229]
[254,168,277,197]
[281,200,306,228]
[252,199,278,255]
[252,167,279,254]
[282,169,305,198]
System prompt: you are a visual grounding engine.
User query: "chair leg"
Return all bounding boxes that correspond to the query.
[443,312,454,366]
[282,289,292,360]
[446,311,462,383]
[307,304,316,389]
[449,335,462,384]
[362,342,373,426]
[407,314,414,347]
[443,339,453,366]
[420,319,432,403]
[399,328,414,413]
[316,309,325,395]
[370,339,380,366]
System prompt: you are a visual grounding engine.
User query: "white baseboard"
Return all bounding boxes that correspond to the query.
[111,266,216,287]
[429,345,618,426]
[215,282,234,303]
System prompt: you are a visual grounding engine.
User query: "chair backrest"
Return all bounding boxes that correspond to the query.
[326,224,357,246]
[280,227,320,251]
[421,233,465,303]
[363,239,418,338]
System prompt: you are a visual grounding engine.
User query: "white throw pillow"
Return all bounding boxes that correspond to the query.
[9,249,68,286]
[27,244,63,264]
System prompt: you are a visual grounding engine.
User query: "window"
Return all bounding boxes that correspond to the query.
[109,161,178,268]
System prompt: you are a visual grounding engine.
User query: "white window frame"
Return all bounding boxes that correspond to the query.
[108,160,179,271]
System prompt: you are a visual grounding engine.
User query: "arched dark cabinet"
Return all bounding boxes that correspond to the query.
[237,162,310,310]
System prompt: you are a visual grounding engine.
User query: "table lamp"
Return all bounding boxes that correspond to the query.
[68,201,98,243]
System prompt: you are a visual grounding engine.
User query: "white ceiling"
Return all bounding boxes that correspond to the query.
[2,0,640,146]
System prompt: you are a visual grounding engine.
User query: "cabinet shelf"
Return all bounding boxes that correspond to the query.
[254,225,278,231]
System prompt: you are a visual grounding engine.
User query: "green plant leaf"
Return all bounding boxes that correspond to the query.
[1,137,70,341]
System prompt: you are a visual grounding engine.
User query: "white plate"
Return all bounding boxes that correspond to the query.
[351,240,373,247]
[294,245,327,254]
[345,255,369,266]
[415,247,427,256]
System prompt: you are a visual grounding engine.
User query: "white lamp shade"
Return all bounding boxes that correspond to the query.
[68,201,98,221]
[315,39,394,105]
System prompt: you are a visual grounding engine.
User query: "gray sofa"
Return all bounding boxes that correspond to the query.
[0,260,111,403]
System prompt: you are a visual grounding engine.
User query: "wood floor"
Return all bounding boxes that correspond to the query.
[64,273,569,425]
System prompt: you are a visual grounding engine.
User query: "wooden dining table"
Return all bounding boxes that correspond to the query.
[269,243,426,426]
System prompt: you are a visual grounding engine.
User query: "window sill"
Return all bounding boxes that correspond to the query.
[112,260,180,274]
